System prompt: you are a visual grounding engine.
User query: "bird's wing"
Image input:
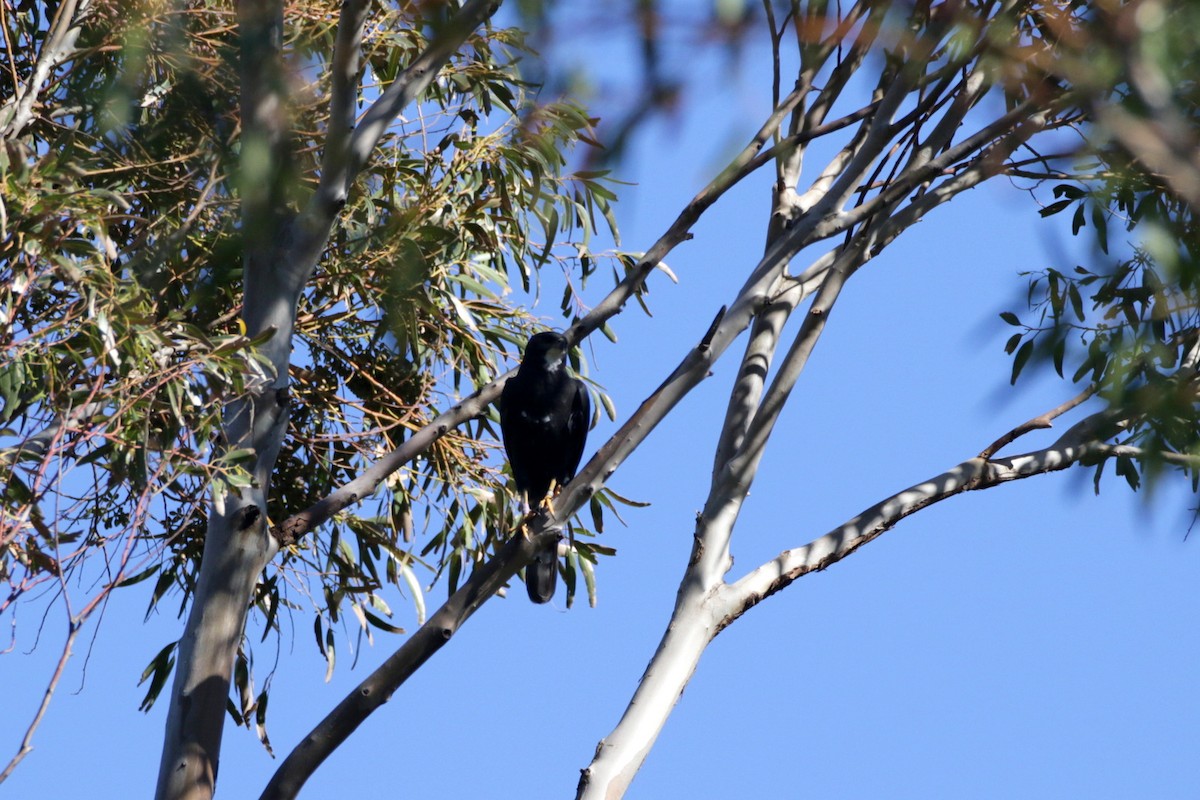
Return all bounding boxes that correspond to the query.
[499,377,528,489]
[565,377,590,478]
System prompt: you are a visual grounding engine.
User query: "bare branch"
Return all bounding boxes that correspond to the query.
[719,251,855,493]
[979,385,1098,459]
[841,96,1056,234]
[259,525,550,800]
[0,621,80,784]
[576,250,851,800]
[709,293,795,486]
[321,0,370,178]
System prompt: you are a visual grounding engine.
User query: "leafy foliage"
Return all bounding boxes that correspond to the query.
[1,0,625,739]
[1001,0,1200,493]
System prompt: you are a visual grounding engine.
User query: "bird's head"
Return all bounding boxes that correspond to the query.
[522,331,570,371]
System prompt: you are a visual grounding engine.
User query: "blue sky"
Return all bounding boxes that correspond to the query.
[5,7,1200,800]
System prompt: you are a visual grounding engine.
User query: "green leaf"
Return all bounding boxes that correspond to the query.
[589,494,604,534]
[1011,340,1034,384]
[1067,282,1085,321]
[396,558,427,625]
[1092,203,1109,254]
[604,487,650,508]
[254,689,274,757]
[116,564,160,588]
[324,628,336,683]
[138,642,178,713]
[362,609,406,634]
[579,553,598,608]
[1039,198,1073,217]
[564,545,578,609]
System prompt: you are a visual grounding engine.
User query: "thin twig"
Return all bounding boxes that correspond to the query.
[0,621,80,784]
[979,384,1097,459]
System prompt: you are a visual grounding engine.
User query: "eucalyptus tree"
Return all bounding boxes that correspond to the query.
[2,0,617,795]
[2,1,1198,799]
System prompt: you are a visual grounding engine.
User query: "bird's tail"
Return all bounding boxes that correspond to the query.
[525,543,557,604]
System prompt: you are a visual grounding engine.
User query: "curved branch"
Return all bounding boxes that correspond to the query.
[259,524,551,800]
[288,0,504,291]
[719,408,1122,623]
[979,384,1096,459]
[577,393,1124,800]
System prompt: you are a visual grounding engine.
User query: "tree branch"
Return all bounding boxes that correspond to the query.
[574,17,1087,792]
[0,620,79,784]
[341,0,501,195]
[272,380,508,545]
[721,407,1127,622]
[579,390,1128,799]
[0,0,92,141]
[259,522,551,800]
[286,0,504,299]
[979,384,1097,459]
[721,253,854,490]
[323,0,370,178]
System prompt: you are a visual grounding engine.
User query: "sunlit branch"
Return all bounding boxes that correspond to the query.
[719,406,1128,625]
[323,0,370,179]
[709,290,796,488]
[721,249,855,490]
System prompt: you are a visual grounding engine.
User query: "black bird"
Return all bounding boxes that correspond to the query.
[499,331,590,603]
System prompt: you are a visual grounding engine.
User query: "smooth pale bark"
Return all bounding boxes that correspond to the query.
[576,6,1090,797]
[577,404,1128,799]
